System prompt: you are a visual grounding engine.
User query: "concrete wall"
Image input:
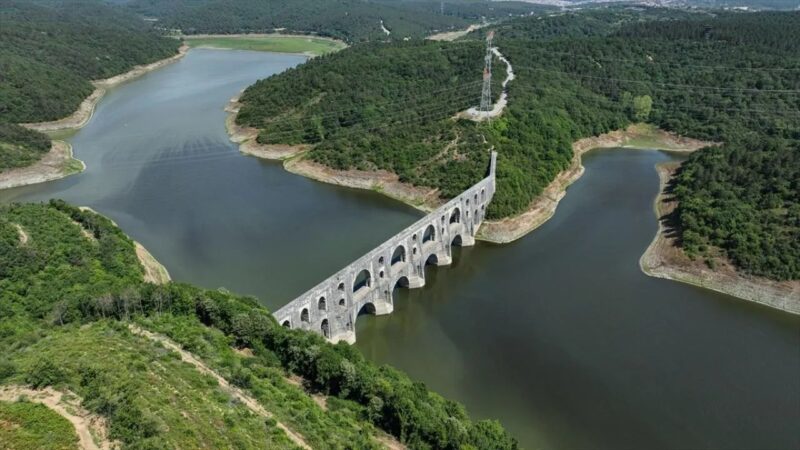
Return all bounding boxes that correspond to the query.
[274,151,497,344]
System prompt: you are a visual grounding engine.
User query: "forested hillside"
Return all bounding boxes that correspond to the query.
[236,7,800,279]
[125,0,546,42]
[0,201,517,449]
[674,140,799,280]
[0,0,180,171]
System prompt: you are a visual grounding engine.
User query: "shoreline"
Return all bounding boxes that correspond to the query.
[0,140,84,190]
[225,95,443,212]
[1,44,190,191]
[640,164,800,315]
[22,44,189,134]
[477,124,715,243]
[182,33,347,57]
[77,207,171,285]
[217,95,800,311]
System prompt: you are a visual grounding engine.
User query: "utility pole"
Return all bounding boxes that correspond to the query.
[479,31,494,114]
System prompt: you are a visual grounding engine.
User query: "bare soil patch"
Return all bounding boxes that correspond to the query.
[13,224,28,245]
[135,243,171,285]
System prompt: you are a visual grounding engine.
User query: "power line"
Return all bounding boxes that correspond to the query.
[513,65,800,94]
[502,44,800,73]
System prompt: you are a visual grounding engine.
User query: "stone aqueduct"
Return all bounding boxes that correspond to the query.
[274,152,497,344]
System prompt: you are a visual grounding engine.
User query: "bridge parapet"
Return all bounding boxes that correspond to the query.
[274,151,497,343]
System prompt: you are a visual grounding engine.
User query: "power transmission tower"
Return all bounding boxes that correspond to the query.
[440,1,444,15]
[479,31,494,114]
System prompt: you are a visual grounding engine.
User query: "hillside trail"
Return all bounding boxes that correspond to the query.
[128,325,312,449]
[0,385,115,450]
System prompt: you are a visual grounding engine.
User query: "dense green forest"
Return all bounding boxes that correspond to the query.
[236,7,799,279]
[0,201,517,449]
[673,139,799,280]
[0,0,180,171]
[125,0,549,42]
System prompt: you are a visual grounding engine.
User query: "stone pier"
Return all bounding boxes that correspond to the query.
[274,152,497,343]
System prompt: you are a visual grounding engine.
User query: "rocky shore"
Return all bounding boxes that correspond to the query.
[640,163,800,314]
[2,45,189,191]
[478,124,714,243]
[23,45,189,133]
[0,140,84,190]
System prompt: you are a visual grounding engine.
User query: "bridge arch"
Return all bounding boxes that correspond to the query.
[423,224,436,243]
[353,269,372,293]
[272,151,496,343]
[355,302,377,325]
[321,319,330,338]
[450,207,461,224]
[391,245,406,265]
[393,276,410,289]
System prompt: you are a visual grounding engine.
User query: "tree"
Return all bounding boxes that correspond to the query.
[633,95,653,121]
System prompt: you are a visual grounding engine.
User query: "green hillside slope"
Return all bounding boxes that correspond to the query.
[126,0,548,42]
[0,200,517,449]
[0,0,180,171]
[234,7,799,279]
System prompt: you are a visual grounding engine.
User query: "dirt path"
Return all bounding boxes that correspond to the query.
[128,325,311,449]
[427,23,485,41]
[0,385,115,450]
[461,46,515,121]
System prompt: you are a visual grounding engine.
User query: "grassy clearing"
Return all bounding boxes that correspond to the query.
[621,123,688,151]
[0,400,79,450]
[184,35,346,56]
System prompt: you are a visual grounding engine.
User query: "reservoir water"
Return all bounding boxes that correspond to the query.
[2,49,798,449]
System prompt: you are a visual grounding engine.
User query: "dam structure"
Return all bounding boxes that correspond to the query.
[274,151,497,344]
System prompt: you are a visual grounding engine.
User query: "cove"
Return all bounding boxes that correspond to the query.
[1,49,797,450]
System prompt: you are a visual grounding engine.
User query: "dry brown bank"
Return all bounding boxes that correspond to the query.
[22,45,189,133]
[640,163,800,314]
[0,140,84,190]
[2,45,189,191]
[478,124,714,243]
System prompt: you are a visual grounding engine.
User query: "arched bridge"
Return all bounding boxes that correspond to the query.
[274,152,497,344]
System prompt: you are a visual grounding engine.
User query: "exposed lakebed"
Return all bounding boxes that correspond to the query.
[1,49,797,450]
